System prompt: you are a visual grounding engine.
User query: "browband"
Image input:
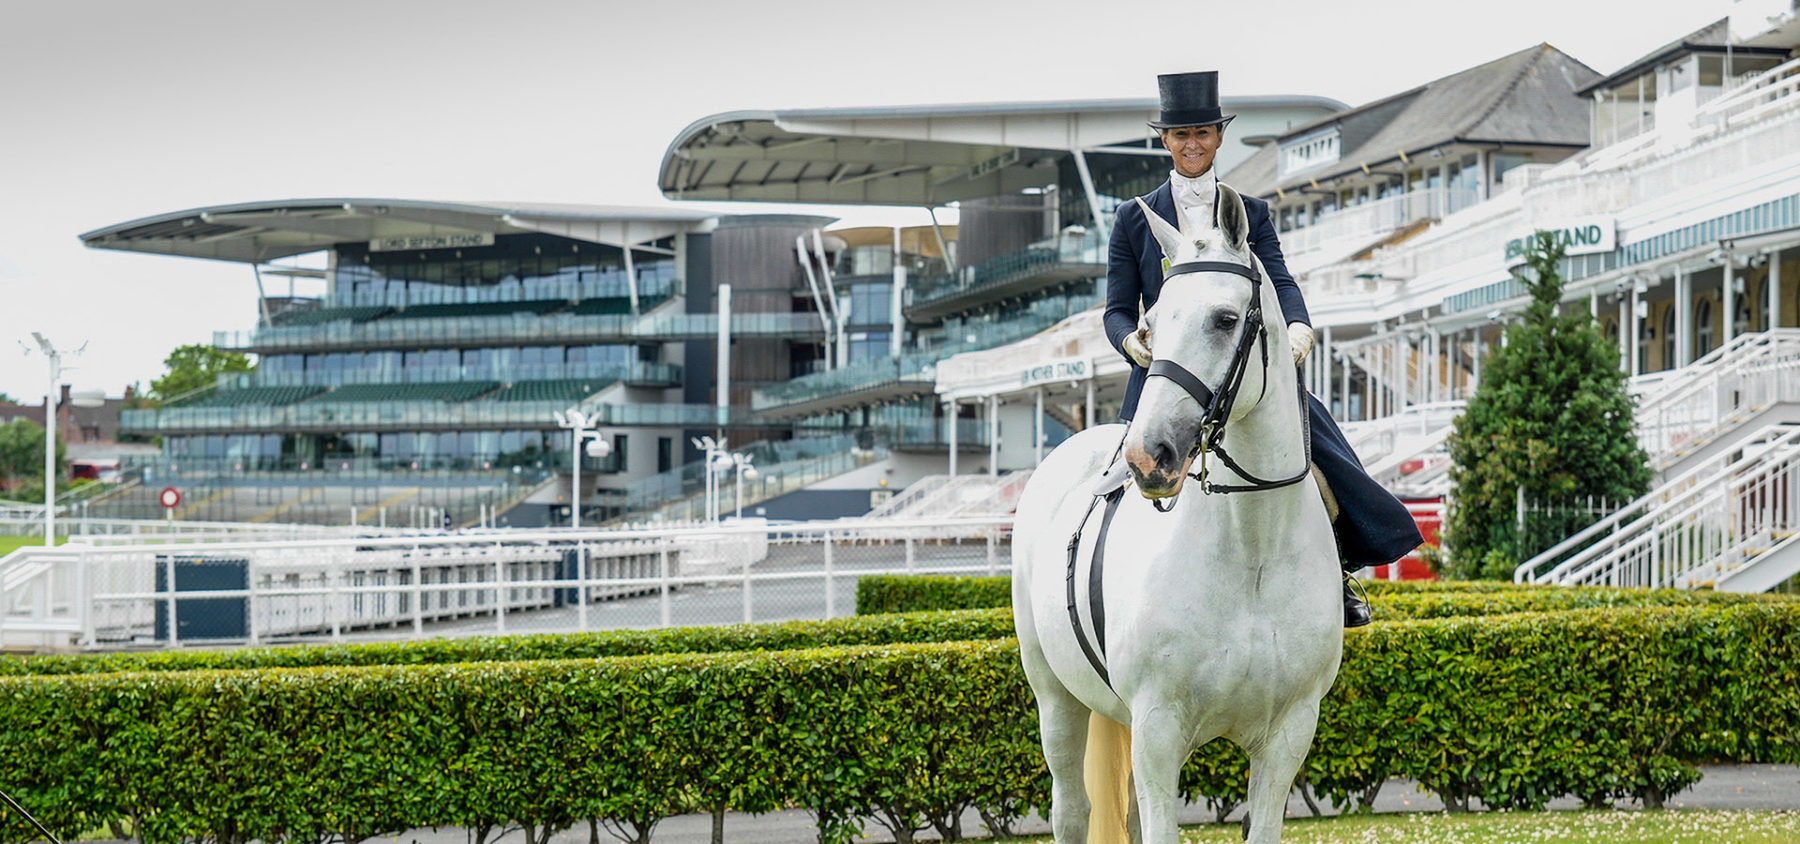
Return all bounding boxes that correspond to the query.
[1164,260,1258,282]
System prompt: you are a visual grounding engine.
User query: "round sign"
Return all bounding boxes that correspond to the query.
[158,487,182,510]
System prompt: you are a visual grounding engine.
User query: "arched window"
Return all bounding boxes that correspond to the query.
[1637,316,1652,373]
[1696,299,1715,356]
[1662,305,1678,369]
[1605,318,1619,343]
[1735,293,1753,336]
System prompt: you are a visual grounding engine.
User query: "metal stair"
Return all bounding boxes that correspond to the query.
[1516,424,1800,591]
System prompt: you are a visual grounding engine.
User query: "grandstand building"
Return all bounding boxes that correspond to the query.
[82,201,870,525]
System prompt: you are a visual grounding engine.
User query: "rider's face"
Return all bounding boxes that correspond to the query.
[1161,126,1223,179]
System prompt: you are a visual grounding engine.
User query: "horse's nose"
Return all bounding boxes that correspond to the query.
[1151,440,1179,474]
[1126,434,1183,488]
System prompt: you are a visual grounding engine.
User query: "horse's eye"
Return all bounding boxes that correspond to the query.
[1213,313,1239,331]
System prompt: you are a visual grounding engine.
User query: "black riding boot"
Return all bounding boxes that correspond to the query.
[1343,572,1372,628]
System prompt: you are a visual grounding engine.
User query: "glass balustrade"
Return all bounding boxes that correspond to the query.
[215,311,827,353]
[122,400,756,433]
[247,362,682,389]
[908,230,1104,309]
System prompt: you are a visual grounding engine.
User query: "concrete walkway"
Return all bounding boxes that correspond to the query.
[368,763,1800,844]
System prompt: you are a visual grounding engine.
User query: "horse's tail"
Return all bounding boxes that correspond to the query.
[1084,711,1134,843]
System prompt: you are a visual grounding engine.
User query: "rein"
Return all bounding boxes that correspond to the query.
[1144,259,1311,508]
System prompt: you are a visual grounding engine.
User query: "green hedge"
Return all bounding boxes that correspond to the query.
[3,604,1798,843]
[0,608,1015,677]
[853,574,1788,620]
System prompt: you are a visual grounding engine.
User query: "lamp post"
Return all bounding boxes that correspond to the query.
[554,409,612,530]
[730,452,758,519]
[24,334,97,546]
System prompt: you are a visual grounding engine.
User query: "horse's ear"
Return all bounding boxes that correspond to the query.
[1217,183,1250,253]
[1134,197,1184,264]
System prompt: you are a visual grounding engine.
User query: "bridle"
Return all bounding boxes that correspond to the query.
[1143,258,1312,510]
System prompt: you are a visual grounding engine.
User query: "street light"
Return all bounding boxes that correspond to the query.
[729,452,758,519]
[23,333,95,546]
[553,409,611,530]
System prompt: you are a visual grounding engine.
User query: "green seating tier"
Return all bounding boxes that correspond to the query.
[272,306,391,326]
[315,381,499,403]
[487,378,617,403]
[173,386,326,408]
[384,300,567,320]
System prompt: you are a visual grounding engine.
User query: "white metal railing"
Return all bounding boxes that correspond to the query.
[0,516,1013,650]
[1634,329,1800,469]
[1515,424,1800,588]
[1281,187,1480,269]
[1695,54,1800,134]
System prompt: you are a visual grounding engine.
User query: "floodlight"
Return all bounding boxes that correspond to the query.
[585,439,611,459]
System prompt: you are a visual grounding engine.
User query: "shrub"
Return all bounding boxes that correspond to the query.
[856,575,1012,615]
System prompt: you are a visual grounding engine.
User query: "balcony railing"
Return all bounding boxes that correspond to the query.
[1280,186,1480,267]
[881,419,990,451]
[248,362,682,389]
[906,232,1103,320]
[121,400,775,434]
[750,309,1073,414]
[216,311,827,354]
[622,434,862,512]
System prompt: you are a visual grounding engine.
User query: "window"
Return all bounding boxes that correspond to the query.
[611,434,628,472]
[658,437,673,473]
[1279,129,1340,176]
[1662,306,1677,369]
[1695,299,1714,355]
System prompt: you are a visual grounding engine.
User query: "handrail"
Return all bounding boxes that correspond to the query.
[1633,330,1800,467]
[1515,424,1800,584]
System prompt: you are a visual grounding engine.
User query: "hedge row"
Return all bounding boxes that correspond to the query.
[852,574,1789,619]
[3,603,1798,843]
[0,608,1016,677]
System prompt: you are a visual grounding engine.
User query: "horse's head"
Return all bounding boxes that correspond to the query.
[1124,183,1284,500]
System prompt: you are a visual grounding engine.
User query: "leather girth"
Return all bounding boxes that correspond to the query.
[1065,486,1126,689]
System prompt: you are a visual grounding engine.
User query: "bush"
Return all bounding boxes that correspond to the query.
[0,608,1016,677]
[1,604,1797,842]
[853,574,1789,620]
[856,575,1012,615]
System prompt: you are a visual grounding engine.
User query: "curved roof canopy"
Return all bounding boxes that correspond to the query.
[660,96,1346,206]
[80,199,718,264]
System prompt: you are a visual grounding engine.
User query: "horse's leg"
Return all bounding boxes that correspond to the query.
[1125,704,1189,844]
[1241,701,1322,844]
[1028,678,1094,843]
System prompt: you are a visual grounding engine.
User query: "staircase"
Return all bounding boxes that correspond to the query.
[1634,328,1800,476]
[1515,424,1800,591]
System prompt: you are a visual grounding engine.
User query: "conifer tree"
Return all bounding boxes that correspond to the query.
[1441,232,1652,579]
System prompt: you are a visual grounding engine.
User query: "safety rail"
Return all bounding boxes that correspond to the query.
[1634,329,1800,469]
[1515,424,1800,589]
[906,231,1103,319]
[0,516,1014,650]
[121,398,777,434]
[214,310,827,354]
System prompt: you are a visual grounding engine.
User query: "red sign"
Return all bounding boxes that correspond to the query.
[158,487,182,510]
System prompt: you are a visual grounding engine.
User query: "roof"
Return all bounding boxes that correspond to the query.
[1226,45,1602,197]
[79,199,720,264]
[1577,17,1791,96]
[659,96,1347,206]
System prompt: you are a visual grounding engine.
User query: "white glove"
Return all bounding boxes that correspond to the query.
[1123,328,1154,368]
[1288,322,1314,365]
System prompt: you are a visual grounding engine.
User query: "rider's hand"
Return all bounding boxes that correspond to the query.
[1124,328,1154,368]
[1288,322,1315,365]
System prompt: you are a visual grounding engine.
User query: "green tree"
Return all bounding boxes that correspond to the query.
[150,344,254,401]
[0,418,65,497]
[1441,232,1652,580]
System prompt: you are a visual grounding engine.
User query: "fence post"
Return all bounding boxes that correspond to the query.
[411,552,423,636]
[165,554,180,647]
[246,553,260,646]
[742,532,753,625]
[326,556,341,642]
[987,529,998,575]
[905,536,915,574]
[824,532,835,619]
[495,554,506,635]
[577,539,589,633]
[79,551,94,649]
[659,539,672,628]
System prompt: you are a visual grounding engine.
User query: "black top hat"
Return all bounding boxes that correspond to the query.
[1148,71,1236,131]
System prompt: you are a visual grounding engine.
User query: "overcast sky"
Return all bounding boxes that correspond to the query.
[0,0,1735,403]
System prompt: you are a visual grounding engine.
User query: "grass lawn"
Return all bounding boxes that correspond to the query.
[1010,810,1800,843]
[0,534,64,556]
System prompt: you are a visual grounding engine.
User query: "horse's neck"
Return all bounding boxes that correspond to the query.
[1188,326,1310,542]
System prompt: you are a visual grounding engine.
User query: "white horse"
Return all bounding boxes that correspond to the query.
[1012,184,1343,844]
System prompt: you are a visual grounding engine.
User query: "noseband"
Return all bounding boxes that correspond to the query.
[1144,259,1311,509]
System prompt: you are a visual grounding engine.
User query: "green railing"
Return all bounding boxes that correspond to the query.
[215,311,828,353]
[908,230,1103,310]
[751,309,1073,412]
[121,400,772,434]
[623,434,861,510]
